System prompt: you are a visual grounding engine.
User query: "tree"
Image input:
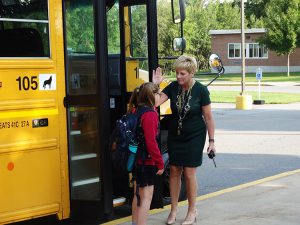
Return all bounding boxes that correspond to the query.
[157,0,181,74]
[244,0,270,21]
[232,0,267,28]
[107,4,120,54]
[213,1,241,30]
[65,5,95,53]
[259,0,300,76]
[184,0,240,69]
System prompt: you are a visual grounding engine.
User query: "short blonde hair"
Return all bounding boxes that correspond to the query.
[174,55,198,74]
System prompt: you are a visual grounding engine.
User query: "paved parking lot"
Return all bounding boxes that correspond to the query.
[111,102,300,225]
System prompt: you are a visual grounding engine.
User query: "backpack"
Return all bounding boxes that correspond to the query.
[110,106,154,173]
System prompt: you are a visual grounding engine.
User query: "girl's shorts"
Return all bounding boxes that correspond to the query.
[133,165,157,187]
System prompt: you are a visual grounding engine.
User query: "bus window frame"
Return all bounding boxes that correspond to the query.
[0,0,51,59]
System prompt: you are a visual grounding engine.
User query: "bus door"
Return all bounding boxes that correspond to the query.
[119,0,158,91]
[117,0,164,208]
[116,0,186,208]
[63,0,112,218]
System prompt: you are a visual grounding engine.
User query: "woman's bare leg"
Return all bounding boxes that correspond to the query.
[136,185,154,225]
[168,165,183,221]
[183,167,198,221]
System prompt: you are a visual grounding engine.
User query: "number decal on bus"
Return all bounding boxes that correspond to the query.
[134,67,138,79]
[16,76,38,91]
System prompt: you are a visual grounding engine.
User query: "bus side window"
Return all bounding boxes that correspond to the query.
[0,28,44,57]
[0,0,49,57]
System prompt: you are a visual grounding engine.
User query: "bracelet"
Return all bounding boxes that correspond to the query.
[209,139,215,143]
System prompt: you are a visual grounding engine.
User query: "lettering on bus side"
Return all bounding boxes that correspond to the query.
[0,121,30,129]
[16,76,38,91]
[32,118,48,128]
[15,74,57,91]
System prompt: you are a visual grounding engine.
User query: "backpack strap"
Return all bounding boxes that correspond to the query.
[136,106,155,120]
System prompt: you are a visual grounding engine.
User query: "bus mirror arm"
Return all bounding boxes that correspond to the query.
[206,73,221,87]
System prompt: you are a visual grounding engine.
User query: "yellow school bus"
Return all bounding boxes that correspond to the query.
[0,0,185,224]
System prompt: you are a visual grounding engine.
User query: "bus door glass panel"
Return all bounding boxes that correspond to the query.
[107,3,124,133]
[107,3,121,96]
[157,2,178,75]
[124,5,149,92]
[65,0,96,95]
[64,0,101,201]
[0,0,49,57]
[68,106,100,200]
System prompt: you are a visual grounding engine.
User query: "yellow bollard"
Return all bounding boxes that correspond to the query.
[236,95,253,110]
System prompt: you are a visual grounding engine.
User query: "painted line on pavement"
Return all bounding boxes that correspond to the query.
[101,168,300,225]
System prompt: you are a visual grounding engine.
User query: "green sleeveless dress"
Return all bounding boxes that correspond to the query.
[162,81,211,167]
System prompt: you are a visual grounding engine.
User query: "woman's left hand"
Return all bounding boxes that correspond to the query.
[207,142,216,154]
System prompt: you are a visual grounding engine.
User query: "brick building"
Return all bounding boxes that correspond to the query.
[209,28,300,74]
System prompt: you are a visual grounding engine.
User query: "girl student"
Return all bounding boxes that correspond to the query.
[131,82,164,225]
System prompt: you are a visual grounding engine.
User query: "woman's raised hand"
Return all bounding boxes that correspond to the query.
[152,67,165,85]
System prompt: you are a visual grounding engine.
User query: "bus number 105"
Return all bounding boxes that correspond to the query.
[16,76,38,91]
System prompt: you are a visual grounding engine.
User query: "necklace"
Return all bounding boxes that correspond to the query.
[175,81,194,135]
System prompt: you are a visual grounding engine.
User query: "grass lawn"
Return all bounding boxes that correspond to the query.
[210,90,300,104]
[164,72,300,103]
[195,72,300,82]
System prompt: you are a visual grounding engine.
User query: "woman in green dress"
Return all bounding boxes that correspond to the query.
[153,55,216,225]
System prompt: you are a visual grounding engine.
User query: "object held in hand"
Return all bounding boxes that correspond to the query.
[208,150,215,159]
[208,150,217,168]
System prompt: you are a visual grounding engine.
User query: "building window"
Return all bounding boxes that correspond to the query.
[0,0,49,57]
[248,43,268,58]
[228,43,241,58]
[228,42,268,59]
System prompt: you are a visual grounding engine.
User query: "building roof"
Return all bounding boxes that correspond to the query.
[209,28,266,35]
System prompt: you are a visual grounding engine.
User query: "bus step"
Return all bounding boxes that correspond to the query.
[113,197,126,207]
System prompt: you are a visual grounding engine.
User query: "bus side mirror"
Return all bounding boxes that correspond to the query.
[173,37,186,52]
[209,54,225,74]
[171,0,186,24]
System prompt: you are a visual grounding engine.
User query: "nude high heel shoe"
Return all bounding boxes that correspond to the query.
[166,217,176,225]
[181,209,197,225]
[166,212,177,225]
